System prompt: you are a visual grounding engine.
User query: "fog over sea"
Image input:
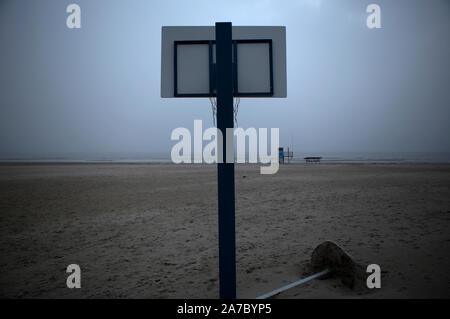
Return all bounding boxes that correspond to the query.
[1,151,450,164]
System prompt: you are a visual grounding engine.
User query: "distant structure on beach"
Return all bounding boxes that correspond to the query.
[278,147,294,164]
[304,156,322,164]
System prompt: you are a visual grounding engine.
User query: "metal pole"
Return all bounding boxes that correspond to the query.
[256,269,330,299]
[215,22,236,299]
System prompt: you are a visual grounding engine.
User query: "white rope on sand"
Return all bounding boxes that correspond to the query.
[256,269,330,299]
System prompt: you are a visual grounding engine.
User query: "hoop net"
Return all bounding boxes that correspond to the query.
[209,97,240,127]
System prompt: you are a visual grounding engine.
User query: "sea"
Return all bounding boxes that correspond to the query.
[1,151,450,164]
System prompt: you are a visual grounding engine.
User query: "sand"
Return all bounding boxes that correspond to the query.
[0,163,449,298]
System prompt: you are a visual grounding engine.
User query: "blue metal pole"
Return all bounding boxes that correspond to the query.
[215,22,236,299]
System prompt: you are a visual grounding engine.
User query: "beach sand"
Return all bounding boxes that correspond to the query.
[0,163,449,298]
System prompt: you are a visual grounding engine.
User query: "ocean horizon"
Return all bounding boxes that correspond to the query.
[1,151,450,164]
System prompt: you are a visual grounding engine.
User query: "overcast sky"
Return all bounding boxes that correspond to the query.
[0,0,449,157]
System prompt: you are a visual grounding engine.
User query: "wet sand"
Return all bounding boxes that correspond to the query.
[0,163,449,298]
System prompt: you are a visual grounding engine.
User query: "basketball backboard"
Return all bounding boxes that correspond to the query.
[161,26,286,98]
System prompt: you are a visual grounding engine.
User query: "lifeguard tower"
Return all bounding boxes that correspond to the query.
[278,147,293,164]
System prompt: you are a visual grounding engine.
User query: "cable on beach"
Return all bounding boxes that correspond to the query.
[256,269,330,299]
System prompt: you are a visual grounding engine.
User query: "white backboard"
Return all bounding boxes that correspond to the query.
[161,26,286,98]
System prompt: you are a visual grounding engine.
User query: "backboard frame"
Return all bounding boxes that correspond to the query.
[174,39,274,97]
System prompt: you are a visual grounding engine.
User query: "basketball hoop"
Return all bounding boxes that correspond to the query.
[209,96,240,127]
[161,24,287,299]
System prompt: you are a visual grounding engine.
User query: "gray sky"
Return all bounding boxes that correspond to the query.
[0,0,449,157]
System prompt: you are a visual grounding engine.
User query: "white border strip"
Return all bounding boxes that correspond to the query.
[256,269,330,299]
